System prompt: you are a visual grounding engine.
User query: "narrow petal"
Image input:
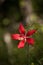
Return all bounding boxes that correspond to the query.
[18,40,25,48]
[11,34,22,40]
[26,30,36,36]
[19,23,25,34]
[26,38,35,45]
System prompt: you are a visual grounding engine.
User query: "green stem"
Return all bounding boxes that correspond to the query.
[26,44,30,65]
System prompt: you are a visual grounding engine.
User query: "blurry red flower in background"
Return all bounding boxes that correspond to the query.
[11,23,36,48]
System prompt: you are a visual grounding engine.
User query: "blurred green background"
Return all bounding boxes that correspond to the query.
[0,0,43,65]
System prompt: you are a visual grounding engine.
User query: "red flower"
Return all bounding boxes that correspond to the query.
[11,23,36,48]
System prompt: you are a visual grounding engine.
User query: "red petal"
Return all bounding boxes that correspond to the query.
[18,40,25,48]
[11,34,21,40]
[19,23,25,34]
[26,30,36,36]
[26,38,34,45]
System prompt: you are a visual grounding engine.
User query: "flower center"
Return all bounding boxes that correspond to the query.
[20,34,29,42]
[22,34,27,42]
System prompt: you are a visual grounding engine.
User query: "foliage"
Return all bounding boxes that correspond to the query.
[0,0,43,65]
[0,22,43,65]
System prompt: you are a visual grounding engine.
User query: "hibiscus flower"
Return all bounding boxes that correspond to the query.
[11,23,36,48]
